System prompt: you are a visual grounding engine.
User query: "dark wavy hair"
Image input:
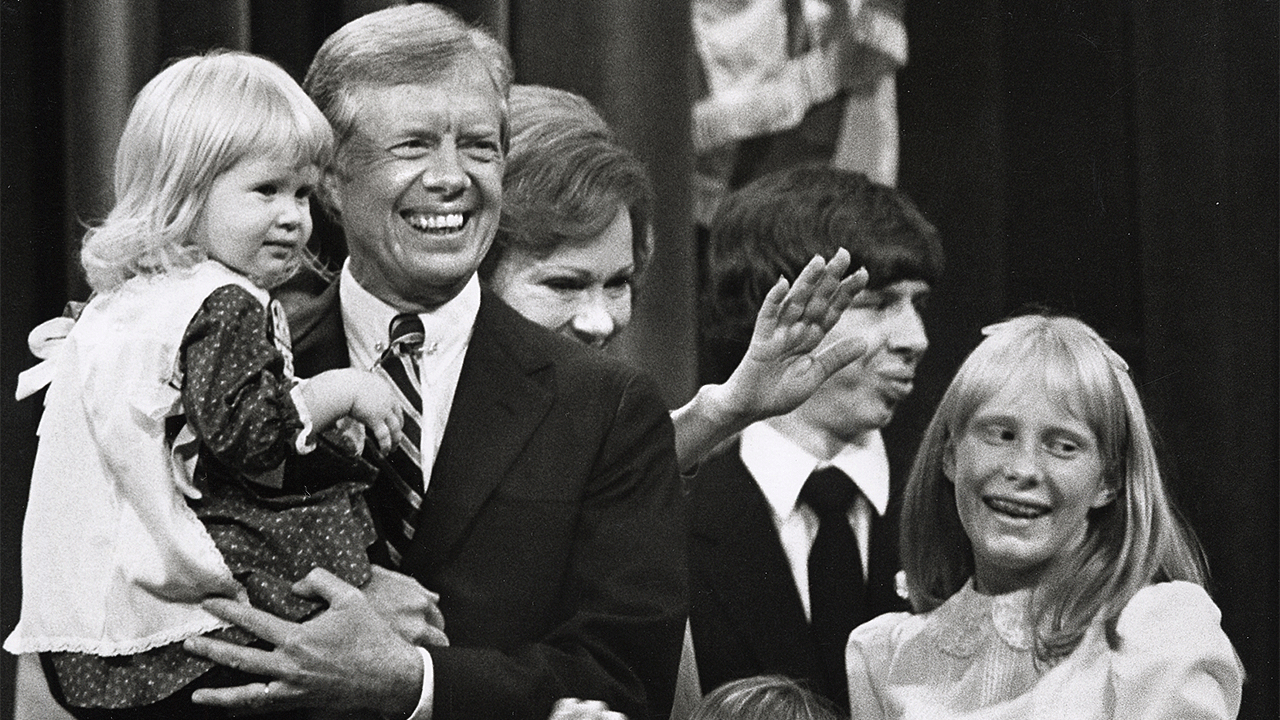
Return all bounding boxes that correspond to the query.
[703,164,943,342]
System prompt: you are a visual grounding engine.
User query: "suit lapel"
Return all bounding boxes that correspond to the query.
[694,451,821,682]
[288,281,351,376]
[405,292,554,573]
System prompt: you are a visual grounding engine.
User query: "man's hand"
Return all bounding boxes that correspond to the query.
[718,249,869,422]
[364,565,449,647]
[183,568,424,718]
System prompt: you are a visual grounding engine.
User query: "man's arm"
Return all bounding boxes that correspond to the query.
[184,370,687,720]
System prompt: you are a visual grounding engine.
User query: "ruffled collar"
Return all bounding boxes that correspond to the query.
[926,579,1034,658]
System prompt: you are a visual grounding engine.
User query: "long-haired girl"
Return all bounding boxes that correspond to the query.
[846,313,1242,719]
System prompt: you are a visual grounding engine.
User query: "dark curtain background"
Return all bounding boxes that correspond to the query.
[893,4,1278,719]
[2,1,1275,718]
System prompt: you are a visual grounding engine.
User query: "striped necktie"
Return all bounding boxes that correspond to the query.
[369,313,427,567]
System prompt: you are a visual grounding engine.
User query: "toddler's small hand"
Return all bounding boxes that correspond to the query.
[349,374,403,454]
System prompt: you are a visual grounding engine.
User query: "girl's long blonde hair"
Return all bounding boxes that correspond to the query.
[80,51,334,293]
[901,313,1207,664]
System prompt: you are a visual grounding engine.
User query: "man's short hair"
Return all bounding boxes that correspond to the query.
[704,164,944,341]
[303,3,513,161]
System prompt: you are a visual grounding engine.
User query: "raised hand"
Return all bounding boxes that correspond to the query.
[724,248,868,421]
[671,250,868,471]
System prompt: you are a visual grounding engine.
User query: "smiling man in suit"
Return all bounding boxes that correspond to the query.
[688,165,943,713]
[180,6,687,720]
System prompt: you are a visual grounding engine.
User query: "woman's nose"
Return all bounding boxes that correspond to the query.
[570,296,620,348]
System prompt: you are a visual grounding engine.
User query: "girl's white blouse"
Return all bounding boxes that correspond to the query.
[846,579,1243,720]
[4,262,268,656]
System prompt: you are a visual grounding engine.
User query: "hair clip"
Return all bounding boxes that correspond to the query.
[1095,339,1131,374]
[979,317,1031,337]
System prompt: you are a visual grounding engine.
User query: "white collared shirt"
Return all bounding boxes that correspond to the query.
[339,260,479,492]
[739,421,890,621]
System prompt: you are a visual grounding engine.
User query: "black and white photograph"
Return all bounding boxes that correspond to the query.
[3,2,1275,719]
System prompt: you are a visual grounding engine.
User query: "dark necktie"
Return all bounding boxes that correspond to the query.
[799,466,866,706]
[368,313,426,567]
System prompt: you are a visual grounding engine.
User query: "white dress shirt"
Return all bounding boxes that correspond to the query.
[739,421,890,621]
[339,261,479,492]
[338,261,480,720]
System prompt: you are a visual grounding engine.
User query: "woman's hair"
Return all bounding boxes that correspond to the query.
[303,2,512,205]
[479,84,654,281]
[80,51,334,293]
[689,675,841,720]
[704,164,943,342]
[901,312,1207,664]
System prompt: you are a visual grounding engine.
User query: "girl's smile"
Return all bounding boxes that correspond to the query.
[944,376,1115,595]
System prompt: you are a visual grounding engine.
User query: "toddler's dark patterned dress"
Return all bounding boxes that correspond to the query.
[46,283,377,714]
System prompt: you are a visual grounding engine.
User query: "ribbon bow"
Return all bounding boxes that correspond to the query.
[15,302,86,400]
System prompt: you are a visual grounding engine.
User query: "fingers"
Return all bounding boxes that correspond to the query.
[778,254,827,323]
[813,335,868,377]
[779,252,860,327]
[549,698,628,720]
[198,598,297,647]
[416,625,450,648]
[190,680,306,711]
[756,276,790,326]
[837,266,870,309]
[291,567,364,607]
[369,565,441,605]
[183,634,283,679]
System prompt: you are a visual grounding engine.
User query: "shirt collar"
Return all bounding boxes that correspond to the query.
[338,260,481,373]
[740,421,891,519]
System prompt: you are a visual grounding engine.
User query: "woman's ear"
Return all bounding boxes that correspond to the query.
[942,436,957,483]
[1091,480,1119,509]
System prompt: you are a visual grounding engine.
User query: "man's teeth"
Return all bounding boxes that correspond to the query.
[405,212,465,231]
[986,497,1049,519]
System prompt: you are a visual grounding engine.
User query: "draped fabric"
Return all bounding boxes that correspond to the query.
[1,1,1275,718]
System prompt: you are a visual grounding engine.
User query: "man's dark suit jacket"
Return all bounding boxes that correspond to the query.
[285,282,688,720]
[686,439,911,709]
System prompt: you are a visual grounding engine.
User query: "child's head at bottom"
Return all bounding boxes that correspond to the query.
[82,50,335,294]
[690,675,843,720]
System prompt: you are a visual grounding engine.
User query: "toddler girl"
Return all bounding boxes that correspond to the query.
[4,51,402,718]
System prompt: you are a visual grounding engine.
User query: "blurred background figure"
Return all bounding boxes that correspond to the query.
[691,0,906,229]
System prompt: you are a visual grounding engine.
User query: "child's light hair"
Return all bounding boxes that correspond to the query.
[689,675,841,720]
[901,313,1207,664]
[80,50,335,293]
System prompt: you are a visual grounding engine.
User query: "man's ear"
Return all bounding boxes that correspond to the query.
[321,167,343,217]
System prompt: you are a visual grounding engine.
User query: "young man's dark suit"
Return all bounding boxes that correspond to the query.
[686,434,913,707]
[284,281,688,720]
